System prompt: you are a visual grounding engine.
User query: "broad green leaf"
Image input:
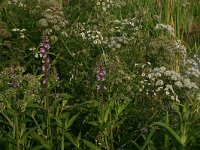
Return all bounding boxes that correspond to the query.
[82,139,101,150]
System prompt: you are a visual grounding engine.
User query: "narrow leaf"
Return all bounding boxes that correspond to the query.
[82,139,101,150]
[153,122,182,144]
[30,131,50,149]
[141,127,158,150]
[64,132,79,147]
[65,113,79,129]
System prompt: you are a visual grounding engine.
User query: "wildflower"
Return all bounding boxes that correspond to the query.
[171,96,175,100]
[156,80,164,86]
[40,35,51,84]
[141,73,145,77]
[148,73,153,79]
[164,70,171,76]
[96,65,106,81]
[174,81,183,88]
[165,84,175,94]
[12,28,18,31]
[159,66,166,73]
[156,86,163,92]
[171,75,178,81]
[166,91,170,95]
[153,67,160,72]
[96,63,106,90]
[147,62,151,65]
[20,34,25,38]
[154,72,162,78]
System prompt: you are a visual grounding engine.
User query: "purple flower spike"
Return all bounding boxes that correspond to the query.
[96,64,106,90]
[40,34,51,84]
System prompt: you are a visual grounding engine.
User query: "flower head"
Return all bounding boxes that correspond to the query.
[40,35,51,84]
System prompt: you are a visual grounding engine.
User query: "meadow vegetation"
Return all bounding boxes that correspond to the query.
[0,0,200,149]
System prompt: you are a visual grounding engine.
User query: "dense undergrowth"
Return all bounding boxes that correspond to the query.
[0,0,200,149]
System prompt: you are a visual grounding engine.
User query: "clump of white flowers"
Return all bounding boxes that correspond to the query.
[7,0,27,8]
[108,36,129,49]
[74,23,108,46]
[12,28,26,38]
[95,0,126,12]
[136,63,199,103]
[154,23,175,37]
[37,4,68,42]
[29,47,42,59]
[183,58,200,78]
[147,36,187,69]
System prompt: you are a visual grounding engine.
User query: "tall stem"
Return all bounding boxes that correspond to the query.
[45,94,52,148]
[14,113,20,150]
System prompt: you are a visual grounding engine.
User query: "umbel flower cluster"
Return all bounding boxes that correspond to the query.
[137,62,199,103]
[40,35,51,84]
[37,2,68,42]
[74,15,144,49]
[95,0,126,12]
[74,23,108,45]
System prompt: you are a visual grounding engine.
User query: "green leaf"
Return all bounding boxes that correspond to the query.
[64,132,79,147]
[30,131,50,149]
[28,103,43,109]
[131,140,141,149]
[104,106,110,123]
[153,122,183,145]
[141,127,158,150]
[54,116,63,127]
[21,126,39,143]
[164,112,169,150]
[87,121,99,126]
[117,101,130,116]
[65,113,79,129]
[82,139,101,150]
[30,145,45,150]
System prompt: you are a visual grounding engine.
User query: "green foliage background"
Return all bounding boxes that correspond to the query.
[0,0,199,149]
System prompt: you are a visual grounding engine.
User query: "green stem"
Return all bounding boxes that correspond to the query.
[105,136,110,150]
[45,95,52,148]
[108,95,114,150]
[61,129,64,150]
[14,113,20,150]
[32,115,45,139]
[1,111,14,128]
